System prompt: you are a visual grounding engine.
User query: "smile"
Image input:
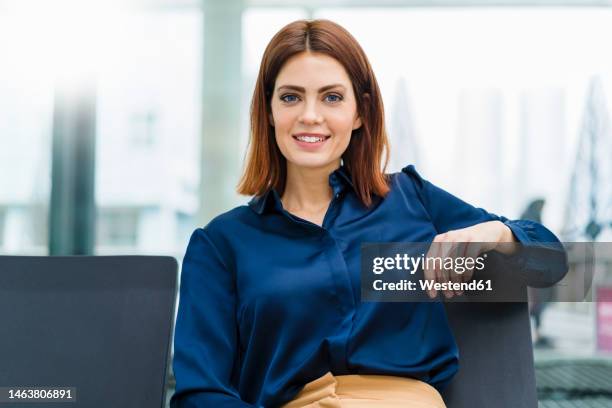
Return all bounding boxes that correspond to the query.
[292,134,331,143]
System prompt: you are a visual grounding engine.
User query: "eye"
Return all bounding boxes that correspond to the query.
[280,94,299,103]
[325,93,343,103]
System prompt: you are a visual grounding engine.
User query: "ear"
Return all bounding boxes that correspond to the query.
[352,115,362,131]
[353,92,369,131]
[268,112,275,127]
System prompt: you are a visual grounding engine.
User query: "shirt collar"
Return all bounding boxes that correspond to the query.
[248,165,354,215]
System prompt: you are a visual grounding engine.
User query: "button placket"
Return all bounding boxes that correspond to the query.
[321,226,356,373]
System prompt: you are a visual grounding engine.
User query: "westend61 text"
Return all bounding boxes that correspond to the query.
[373,279,493,292]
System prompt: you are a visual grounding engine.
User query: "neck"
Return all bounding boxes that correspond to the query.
[281,161,340,212]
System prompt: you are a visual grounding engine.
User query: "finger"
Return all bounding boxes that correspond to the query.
[424,239,439,299]
[427,234,447,299]
[449,242,465,296]
[452,241,472,296]
[437,239,455,299]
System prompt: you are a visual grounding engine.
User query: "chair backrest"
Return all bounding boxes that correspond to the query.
[440,252,537,408]
[441,301,537,408]
[0,256,178,408]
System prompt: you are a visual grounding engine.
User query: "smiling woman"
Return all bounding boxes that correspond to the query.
[170,18,567,408]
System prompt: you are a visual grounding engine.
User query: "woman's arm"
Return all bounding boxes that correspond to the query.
[400,165,568,298]
[170,228,255,408]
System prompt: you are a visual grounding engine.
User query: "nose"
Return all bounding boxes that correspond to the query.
[299,99,323,125]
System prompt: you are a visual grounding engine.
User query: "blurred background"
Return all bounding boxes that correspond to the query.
[1,0,611,406]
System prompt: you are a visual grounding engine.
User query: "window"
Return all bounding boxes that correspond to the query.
[129,110,159,147]
[95,10,202,258]
[0,13,53,255]
[96,208,139,247]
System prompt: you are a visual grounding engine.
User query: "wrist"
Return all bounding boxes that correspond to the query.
[495,221,518,254]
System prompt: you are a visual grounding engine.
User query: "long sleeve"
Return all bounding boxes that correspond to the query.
[170,228,255,408]
[401,165,568,288]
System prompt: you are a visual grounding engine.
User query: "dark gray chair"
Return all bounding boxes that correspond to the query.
[0,256,178,408]
[442,301,537,408]
[440,247,568,408]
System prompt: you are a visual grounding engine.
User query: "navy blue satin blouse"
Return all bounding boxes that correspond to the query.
[170,165,563,407]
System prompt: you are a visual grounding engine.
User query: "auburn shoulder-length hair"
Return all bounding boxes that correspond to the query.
[237,19,390,207]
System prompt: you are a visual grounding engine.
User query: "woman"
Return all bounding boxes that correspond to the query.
[170,19,565,407]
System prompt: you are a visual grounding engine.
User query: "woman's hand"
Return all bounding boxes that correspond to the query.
[424,220,518,299]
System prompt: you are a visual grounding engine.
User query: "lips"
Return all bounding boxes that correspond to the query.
[292,133,331,150]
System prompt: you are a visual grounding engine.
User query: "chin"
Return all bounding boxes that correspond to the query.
[287,155,338,170]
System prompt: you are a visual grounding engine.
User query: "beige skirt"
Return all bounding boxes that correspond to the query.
[281,371,447,408]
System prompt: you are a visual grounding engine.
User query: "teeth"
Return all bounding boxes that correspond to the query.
[296,135,325,143]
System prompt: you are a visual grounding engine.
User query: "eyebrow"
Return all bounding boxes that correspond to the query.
[276,84,347,93]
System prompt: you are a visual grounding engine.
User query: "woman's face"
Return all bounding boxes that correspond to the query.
[269,51,362,173]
